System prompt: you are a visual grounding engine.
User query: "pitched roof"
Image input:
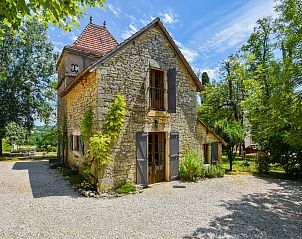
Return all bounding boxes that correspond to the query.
[65,22,119,57]
[60,17,204,96]
[89,17,204,92]
[197,119,227,145]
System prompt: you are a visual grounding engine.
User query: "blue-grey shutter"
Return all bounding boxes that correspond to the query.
[79,137,85,156]
[70,134,73,150]
[168,68,177,113]
[136,132,148,187]
[170,132,179,180]
[211,142,218,163]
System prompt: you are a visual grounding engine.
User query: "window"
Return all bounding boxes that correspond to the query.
[150,69,165,111]
[73,135,80,151]
[70,135,81,151]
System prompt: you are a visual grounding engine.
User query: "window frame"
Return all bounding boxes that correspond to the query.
[149,68,166,111]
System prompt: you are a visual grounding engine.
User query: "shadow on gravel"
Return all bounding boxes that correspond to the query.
[183,179,302,239]
[12,161,79,198]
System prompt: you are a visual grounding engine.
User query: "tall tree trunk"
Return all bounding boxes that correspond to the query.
[0,137,3,156]
[228,147,233,172]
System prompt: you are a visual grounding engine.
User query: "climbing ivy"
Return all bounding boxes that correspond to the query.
[80,106,93,142]
[82,94,126,175]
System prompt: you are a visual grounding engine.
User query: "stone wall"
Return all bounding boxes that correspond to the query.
[58,25,224,190]
[96,27,205,188]
[65,70,98,170]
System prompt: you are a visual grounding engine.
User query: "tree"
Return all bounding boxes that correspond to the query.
[215,120,245,171]
[198,55,248,170]
[28,126,57,152]
[201,72,210,86]
[241,0,302,176]
[198,54,246,126]
[0,0,106,33]
[0,20,57,155]
[5,122,27,149]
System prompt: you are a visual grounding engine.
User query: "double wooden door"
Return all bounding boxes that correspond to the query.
[148,132,165,184]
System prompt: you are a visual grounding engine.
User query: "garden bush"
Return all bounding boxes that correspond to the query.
[63,168,78,177]
[69,175,84,185]
[204,164,225,178]
[2,139,12,152]
[79,178,96,190]
[115,183,136,194]
[179,148,204,182]
[256,154,270,174]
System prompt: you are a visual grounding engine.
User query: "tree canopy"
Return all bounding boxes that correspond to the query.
[198,0,302,175]
[0,20,57,155]
[0,0,106,33]
[5,122,27,147]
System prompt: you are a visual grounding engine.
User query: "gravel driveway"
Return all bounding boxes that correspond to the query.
[0,160,301,239]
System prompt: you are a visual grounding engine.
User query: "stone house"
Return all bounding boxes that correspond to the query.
[57,17,225,189]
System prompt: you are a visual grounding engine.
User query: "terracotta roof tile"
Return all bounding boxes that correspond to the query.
[66,22,119,57]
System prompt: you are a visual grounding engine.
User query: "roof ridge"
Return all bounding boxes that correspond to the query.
[88,17,204,92]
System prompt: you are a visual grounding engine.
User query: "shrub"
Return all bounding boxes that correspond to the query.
[79,178,96,190]
[63,168,78,177]
[204,164,225,178]
[115,183,136,194]
[179,148,204,182]
[2,139,12,152]
[256,154,270,174]
[69,175,84,185]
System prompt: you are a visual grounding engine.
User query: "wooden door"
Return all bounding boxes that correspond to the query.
[148,132,165,184]
[203,144,209,163]
[211,142,218,163]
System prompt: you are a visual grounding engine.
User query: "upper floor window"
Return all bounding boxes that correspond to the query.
[150,69,165,111]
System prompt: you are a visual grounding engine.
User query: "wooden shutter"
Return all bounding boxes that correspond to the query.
[69,134,73,150]
[170,132,179,180]
[211,142,218,163]
[79,137,85,156]
[136,132,148,187]
[167,68,177,113]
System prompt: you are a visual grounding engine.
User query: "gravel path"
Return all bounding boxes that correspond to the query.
[0,160,301,239]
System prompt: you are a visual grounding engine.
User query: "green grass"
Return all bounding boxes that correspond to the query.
[0,151,57,162]
[221,153,286,179]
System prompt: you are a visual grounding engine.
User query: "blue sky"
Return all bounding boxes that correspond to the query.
[48,0,277,80]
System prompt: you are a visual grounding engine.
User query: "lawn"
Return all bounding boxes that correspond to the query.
[0,151,57,162]
[221,153,287,179]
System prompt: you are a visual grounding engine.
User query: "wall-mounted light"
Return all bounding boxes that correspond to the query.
[154,119,159,128]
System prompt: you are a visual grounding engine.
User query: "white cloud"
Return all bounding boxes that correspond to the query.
[191,0,277,60]
[161,9,178,25]
[174,40,199,63]
[199,67,220,81]
[53,41,65,53]
[107,4,122,17]
[139,16,156,26]
[121,23,138,39]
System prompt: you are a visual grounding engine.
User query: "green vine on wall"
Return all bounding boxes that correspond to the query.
[82,94,126,175]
